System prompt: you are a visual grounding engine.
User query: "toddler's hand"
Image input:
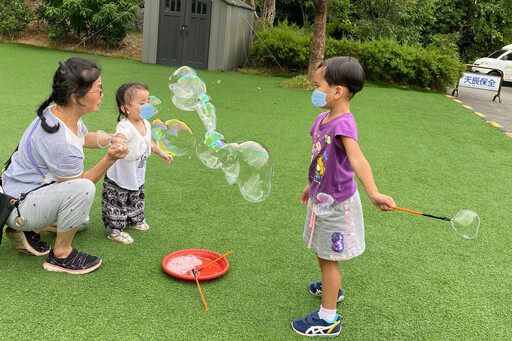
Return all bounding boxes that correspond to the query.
[160,153,173,164]
[369,193,396,211]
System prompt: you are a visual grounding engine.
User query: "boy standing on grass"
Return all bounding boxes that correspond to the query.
[292,56,395,337]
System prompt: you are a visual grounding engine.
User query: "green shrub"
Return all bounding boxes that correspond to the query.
[248,21,311,73]
[37,0,138,46]
[248,23,465,91]
[0,0,33,39]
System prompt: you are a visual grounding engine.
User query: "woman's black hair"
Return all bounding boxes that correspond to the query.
[37,57,101,133]
[318,56,365,98]
[115,83,149,122]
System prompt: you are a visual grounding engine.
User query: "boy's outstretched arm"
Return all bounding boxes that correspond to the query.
[339,136,395,211]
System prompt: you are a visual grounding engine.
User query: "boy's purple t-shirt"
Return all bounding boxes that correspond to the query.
[308,111,358,203]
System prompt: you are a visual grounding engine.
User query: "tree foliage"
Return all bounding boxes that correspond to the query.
[37,0,140,45]
[353,0,436,45]
[422,0,512,62]
[0,0,33,39]
[269,0,512,62]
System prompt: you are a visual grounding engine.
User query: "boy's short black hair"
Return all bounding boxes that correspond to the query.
[318,56,364,98]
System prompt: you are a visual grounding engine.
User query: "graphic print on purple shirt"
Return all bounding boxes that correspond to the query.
[308,112,359,204]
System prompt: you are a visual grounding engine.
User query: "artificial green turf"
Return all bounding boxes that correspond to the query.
[0,42,511,340]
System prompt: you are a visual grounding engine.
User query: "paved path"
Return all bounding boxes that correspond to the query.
[446,83,512,136]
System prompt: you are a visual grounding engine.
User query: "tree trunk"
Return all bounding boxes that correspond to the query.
[307,0,329,79]
[262,0,276,26]
[245,0,259,28]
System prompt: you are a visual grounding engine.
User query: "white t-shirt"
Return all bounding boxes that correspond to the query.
[106,118,152,190]
[2,106,87,196]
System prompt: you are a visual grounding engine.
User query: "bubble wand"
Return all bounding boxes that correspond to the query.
[394,207,480,240]
[191,250,233,276]
[190,250,233,311]
[192,271,209,311]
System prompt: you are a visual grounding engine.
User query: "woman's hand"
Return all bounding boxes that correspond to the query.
[107,139,128,160]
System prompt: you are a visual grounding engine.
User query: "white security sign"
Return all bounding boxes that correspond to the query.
[459,72,501,91]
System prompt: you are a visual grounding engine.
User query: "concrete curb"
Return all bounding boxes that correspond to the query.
[445,94,512,138]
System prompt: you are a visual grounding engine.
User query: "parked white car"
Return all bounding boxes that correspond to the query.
[472,44,512,81]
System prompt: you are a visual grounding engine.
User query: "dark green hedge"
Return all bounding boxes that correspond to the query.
[248,23,465,91]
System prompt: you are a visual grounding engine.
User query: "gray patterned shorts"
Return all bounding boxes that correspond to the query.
[303,190,365,261]
[6,179,94,232]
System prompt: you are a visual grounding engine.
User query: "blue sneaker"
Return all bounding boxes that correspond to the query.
[309,281,344,302]
[291,310,342,337]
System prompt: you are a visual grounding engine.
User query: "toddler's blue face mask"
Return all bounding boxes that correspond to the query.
[138,103,155,119]
[311,90,334,107]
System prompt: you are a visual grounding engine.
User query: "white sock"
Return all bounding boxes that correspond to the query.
[319,305,337,322]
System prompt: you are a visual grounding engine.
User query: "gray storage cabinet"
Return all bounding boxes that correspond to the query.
[142,0,255,71]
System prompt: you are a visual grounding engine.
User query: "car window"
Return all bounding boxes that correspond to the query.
[489,49,507,58]
[501,53,512,61]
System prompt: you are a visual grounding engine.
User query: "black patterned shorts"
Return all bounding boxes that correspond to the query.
[101,175,145,234]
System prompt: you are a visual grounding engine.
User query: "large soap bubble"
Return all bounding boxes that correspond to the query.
[169,66,196,86]
[196,96,216,132]
[314,192,336,217]
[152,118,195,158]
[149,95,162,115]
[196,137,273,202]
[169,68,206,111]
[169,66,274,202]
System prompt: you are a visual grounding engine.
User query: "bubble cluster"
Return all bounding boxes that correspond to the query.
[168,66,273,202]
[151,118,195,157]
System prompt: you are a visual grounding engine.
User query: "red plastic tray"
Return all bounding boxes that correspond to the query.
[162,249,230,282]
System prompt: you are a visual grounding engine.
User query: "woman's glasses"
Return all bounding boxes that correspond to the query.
[88,86,103,96]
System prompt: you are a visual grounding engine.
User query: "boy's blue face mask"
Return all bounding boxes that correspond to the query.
[138,103,155,119]
[311,90,334,107]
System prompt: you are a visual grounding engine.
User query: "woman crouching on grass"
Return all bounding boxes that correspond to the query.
[1,57,128,274]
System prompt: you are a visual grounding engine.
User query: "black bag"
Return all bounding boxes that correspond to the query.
[0,192,18,244]
[1,145,54,244]
[1,145,21,244]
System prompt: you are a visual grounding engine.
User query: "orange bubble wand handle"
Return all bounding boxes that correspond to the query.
[193,271,208,311]
[394,207,423,215]
[196,250,233,273]
[394,207,451,221]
